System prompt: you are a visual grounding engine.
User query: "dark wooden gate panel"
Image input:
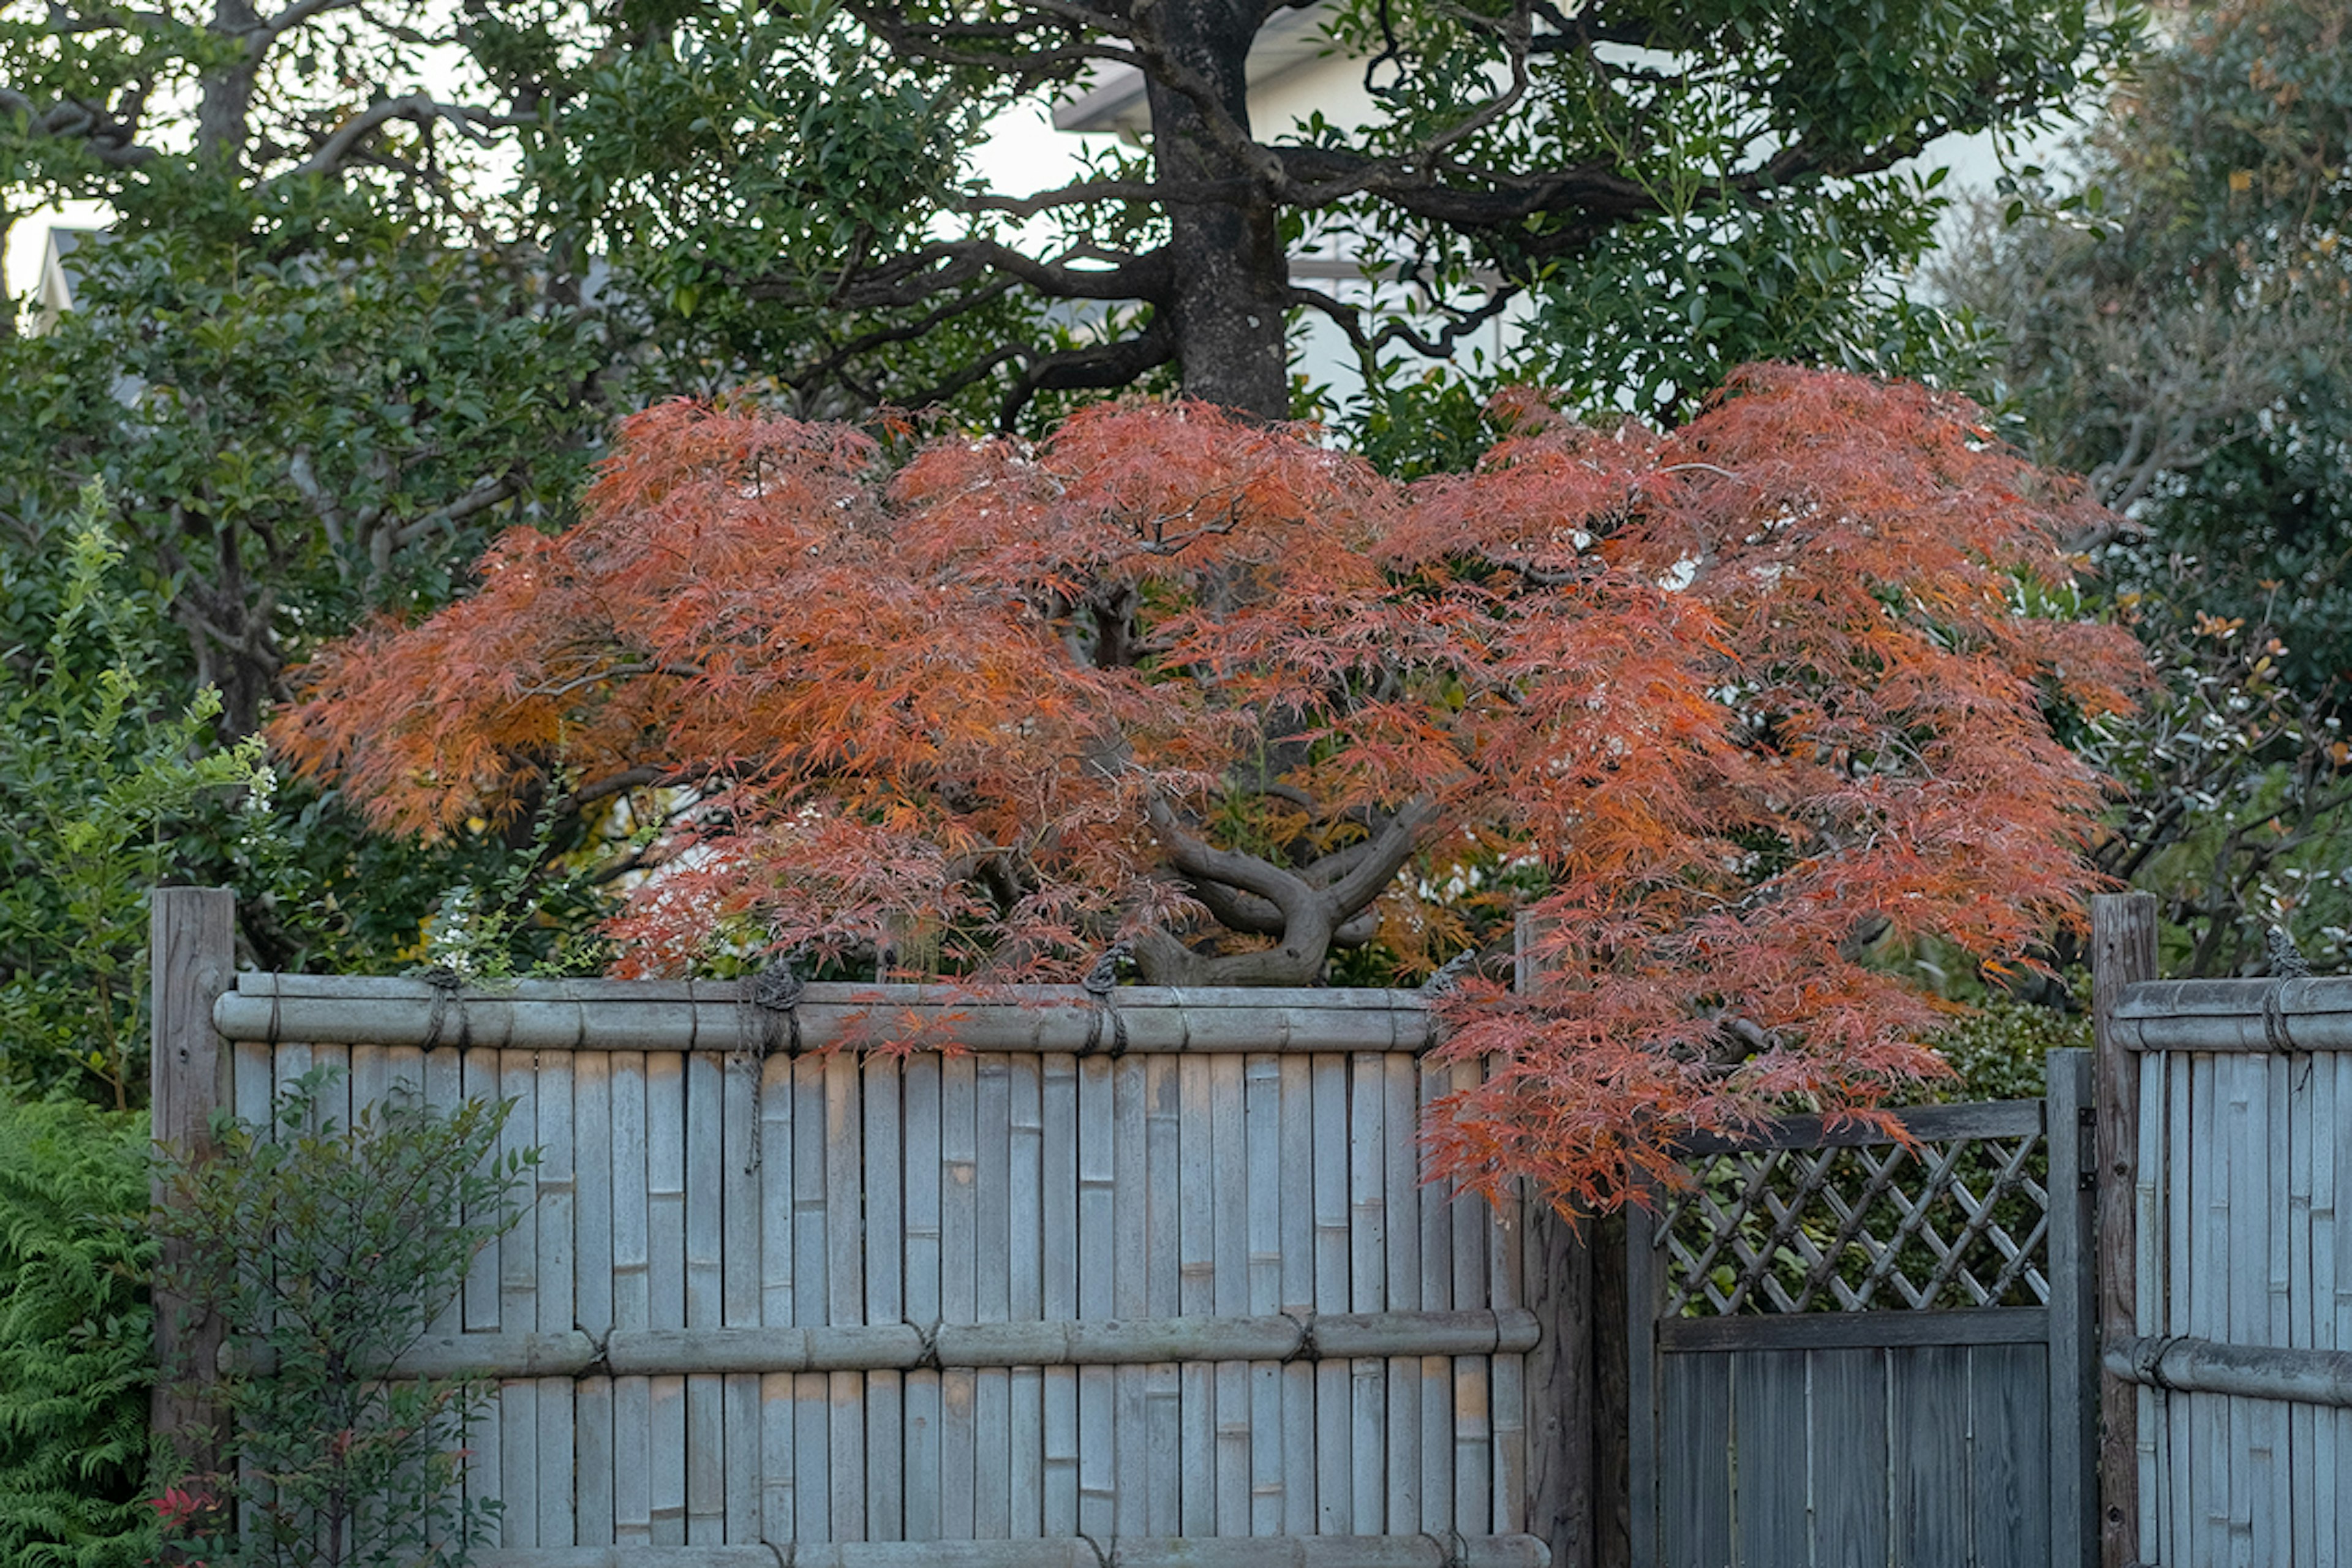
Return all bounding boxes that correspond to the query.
[1629,1051,2096,1568]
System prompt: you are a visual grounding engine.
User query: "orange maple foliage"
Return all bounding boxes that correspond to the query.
[274,366,2146,1208]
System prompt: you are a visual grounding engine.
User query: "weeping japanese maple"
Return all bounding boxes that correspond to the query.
[274,367,2143,1207]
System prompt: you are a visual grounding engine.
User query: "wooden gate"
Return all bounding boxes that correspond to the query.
[153,889,1554,1567]
[1625,1052,2097,1568]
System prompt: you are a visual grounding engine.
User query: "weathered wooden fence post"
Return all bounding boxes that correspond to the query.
[1515,912,1627,1568]
[1521,1202,1596,1567]
[2090,891,2155,1568]
[149,886,236,1479]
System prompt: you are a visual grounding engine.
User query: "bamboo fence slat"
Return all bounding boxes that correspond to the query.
[941,1054,978,1540]
[1041,1052,1080,1536]
[1178,1056,1215,1537]
[722,1052,761,1543]
[1077,1056,1117,1541]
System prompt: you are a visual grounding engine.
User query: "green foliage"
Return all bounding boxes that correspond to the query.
[1307,0,2128,426]
[1913,996,2091,1103]
[154,1069,537,1568]
[0,1099,156,1568]
[1941,0,2352,694]
[0,484,266,1106]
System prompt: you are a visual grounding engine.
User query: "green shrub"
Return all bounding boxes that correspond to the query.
[1916,995,2092,1103]
[155,1069,535,1567]
[0,1098,157,1567]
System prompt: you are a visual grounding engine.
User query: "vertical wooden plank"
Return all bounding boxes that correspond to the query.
[1144,1055,1182,1536]
[1008,1054,1044,1538]
[724,1051,764,1544]
[1449,1058,1490,1535]
[1077,1054,1117,1540]
[1348,1051,1387,1535]
[2309,1052,2338,1565]
[1246,1052,1286,1536]
[2288,1038,2316,1568]
[763,1053,797,1332]
[790,1055,832,1539]
[646,1051,687,1547]
[350,1041,389,1120]
[2168,1047,2194,1568]
[762,1048,799,1542]
[537,1052,577,1547]
[2231,1052,2277,1568]
[1180,1054,1216,1537]
[1313,1050,1352,1534]
[865,1058,905,1544]
[1811,1347,1891,1567]
[1491,1173,1527,1539]
[1212,1052,1250,1537]
[2190,1050,2227,1568]
[762,1374,796,1546]
[1280,1054,1319,1537]
[2264,1050,2294,1567]
[941,1052,979,1539]
[499,1049,539,1549]
[2334,1054,2351,1567]
[1419,1060,1457,1538]
[903,1052,943,1542]
[2047,1049,2098,1568]
[2145,1044,2173,1561]
[793,1372,830,1544]
[826,1055,867,1541]
[2090,891,2155,1568]
[1971,1343,2054,1568]
[1520,1193,1594,1567]
[1382,1054,1423,1540]
[1112,1053,1150,1537]
[576,1374,614,1550]
[974,1055,1012,1537]
[423,1047,464,1338]
[610,1051,651,1545]
[1729,1350,1808,1566]
[1623,1195,1659,1567]
[1658,1351,1732,1568]
[1891,1346,1972,1566]
[684,1050,725,1544]
[1041,1051,1080,1536]
[149,888,236,1482]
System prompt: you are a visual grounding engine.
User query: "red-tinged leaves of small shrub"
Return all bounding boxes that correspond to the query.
[273,368,2149,1210]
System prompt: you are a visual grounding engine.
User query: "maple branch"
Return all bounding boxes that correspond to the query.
[520,663,706,699]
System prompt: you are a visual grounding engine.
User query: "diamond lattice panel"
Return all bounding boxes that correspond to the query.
[1657,1132,2052,1316]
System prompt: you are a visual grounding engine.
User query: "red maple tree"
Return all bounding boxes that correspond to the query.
[274,366,2144,1206]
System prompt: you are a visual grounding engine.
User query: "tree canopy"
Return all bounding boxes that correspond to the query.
[1939,0,2352,695]
[277,366,2144,1203]
[565,0,2135,424]
[1936,0,2352,977]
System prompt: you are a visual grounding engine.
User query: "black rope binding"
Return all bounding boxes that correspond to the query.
[1079,941,1131,1058]
[418,963,462,1052]
[737,963,806,1177]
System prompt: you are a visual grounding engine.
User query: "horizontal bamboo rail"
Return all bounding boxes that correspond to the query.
[2104,1333,2352,1409]
[2109,976,2352,1051]
[473,1536,1551,1567]
[212,972,1439,1054]
[220,1308,1541,1381]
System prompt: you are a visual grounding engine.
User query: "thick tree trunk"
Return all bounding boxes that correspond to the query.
[196,0,261,164]
[1143,0,1292,420]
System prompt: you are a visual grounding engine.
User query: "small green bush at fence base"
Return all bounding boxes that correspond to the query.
[0,1098,157,1568]
[153,1069,538,1568]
